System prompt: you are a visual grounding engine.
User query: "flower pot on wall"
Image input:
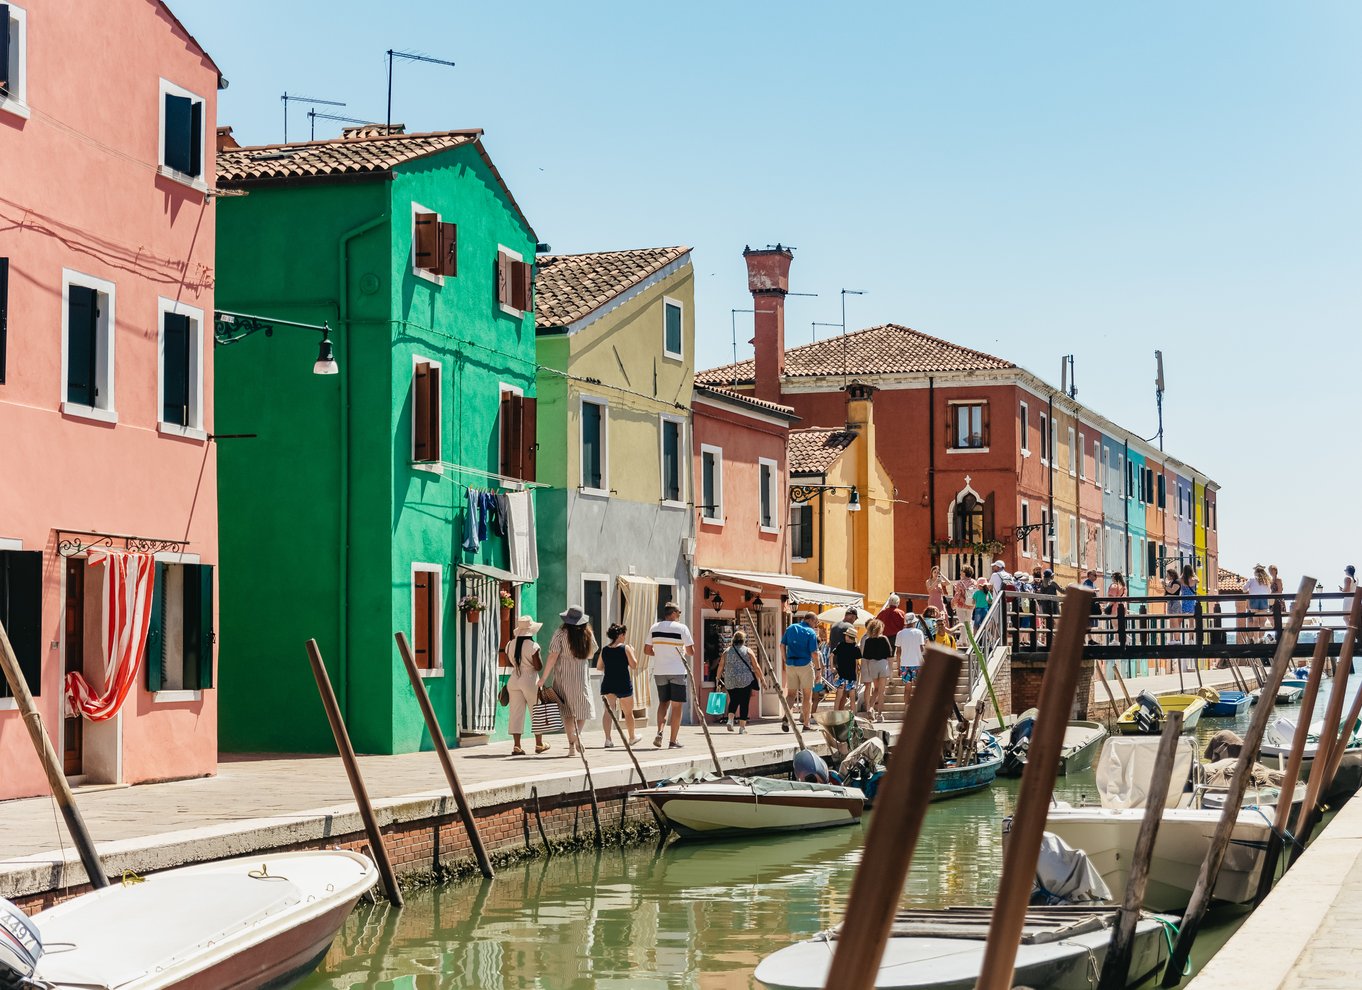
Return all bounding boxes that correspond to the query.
[466,609,482,624]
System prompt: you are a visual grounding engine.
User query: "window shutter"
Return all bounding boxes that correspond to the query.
[520,396,537,482]
[980,403,991,447]
[164,94,194,175]
[437,222,458,277]
[499,391,514,476]
[427,363,442,462]
[181,564,214,690]
[188,100,203,178]
[66,285,98,406]
[413,213,438,272]
[511,261,533,311]
[145,563,167,692]
[982,492,995,542]
[0,6,10,93]
[413,572,431,669]
[495,253,511,306]
[0,550,42,698]
[413,362,431,461]
[0,257,8,385]
[162,312,191,425]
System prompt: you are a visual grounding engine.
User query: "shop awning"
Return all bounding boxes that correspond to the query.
[698,569,863,608]
[458,563,526,585]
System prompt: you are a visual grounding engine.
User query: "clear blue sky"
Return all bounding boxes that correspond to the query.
[179,0,1361,591]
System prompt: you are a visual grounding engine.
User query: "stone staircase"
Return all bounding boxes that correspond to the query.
[876,662,973,720]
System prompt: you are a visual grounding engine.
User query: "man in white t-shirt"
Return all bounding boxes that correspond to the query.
[989,560,1007,596]
[645,602,695,749]
[894,613,926,701]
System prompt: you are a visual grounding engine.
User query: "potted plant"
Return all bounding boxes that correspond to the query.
[459,595,485,623]
[499,591,515,611]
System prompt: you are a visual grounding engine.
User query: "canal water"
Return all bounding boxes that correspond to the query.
[297,685,1342,990]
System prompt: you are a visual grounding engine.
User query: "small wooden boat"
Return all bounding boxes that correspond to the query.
[1203,690,1250,718]
[635,776,865,839]
[1250,684,1304,706]
[2,850,376,990]
[999,712,1107,777]
[932,732,1003,800]
[754,905,1171,990]
[1115,694,1205,735]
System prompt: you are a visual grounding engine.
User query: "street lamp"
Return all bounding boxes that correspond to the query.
[790,483,863,512]
[313,331,338,375]
[214,310,339,376]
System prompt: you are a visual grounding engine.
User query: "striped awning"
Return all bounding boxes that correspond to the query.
[698,569,863,608]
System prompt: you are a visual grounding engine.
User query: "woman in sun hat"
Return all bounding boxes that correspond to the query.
[541,605,598,758]
[503,614,546,756]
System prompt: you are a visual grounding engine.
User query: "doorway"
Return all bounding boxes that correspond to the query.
[62,557,84,776]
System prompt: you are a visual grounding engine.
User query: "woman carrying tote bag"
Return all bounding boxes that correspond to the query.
[720,630,764,734]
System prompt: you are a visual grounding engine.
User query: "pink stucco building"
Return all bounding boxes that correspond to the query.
[0,0,222,800]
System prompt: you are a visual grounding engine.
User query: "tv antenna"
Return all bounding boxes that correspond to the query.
[281,93,345,143]
[812,321,840,343]
[839,288,866,382]
[1154,350,1166,451]
[387,50,458,132]
[1060,354,1077,399]
[308,111,376,141]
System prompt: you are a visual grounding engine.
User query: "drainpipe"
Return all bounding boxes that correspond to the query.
[1047,393,1055,571]
[1122,437,1131,578]
[928,376,936,552]
[337,212,388,719]
[817,486,825,585]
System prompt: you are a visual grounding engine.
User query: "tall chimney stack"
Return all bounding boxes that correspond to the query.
[744,244,794,404]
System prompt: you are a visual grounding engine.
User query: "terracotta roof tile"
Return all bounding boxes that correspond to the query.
[789,427,857,475]
[1218,568,1247,593]
[693,383,797,419]
[696,323,1013,386]
[534,247,691,329]
[217,129,481,184]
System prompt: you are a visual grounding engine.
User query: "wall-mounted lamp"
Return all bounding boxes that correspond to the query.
[753,596,765,610]
[711,593,725,610]
[847,487,862,512]
[215,310,339,376]
[791,483,864,513]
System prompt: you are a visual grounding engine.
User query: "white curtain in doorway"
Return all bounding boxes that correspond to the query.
[617,576,658,711]
[458,574,499,735]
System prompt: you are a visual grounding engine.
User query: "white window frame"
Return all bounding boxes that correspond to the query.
[1069,515,1078,567]
[1038,411,1049,465]
[1067,427,1077,476]
[658,413,687,508]
[1020,500,1031,558]
[1078,432,1086,480]
[410,201,445,286]
[581,572,611,630]
[1094,440,1102,488]
[699,443,724,525]
[156,296,206,439]
[579,394,609,497]
[1,4,28,120]
[498,244,525,317]
[758,457,779,534]
[60,268,117,424]
[157,78,208,192]
[411,562,444,678]
[662,295,684,361]
[1018,401,1030,457]
[410,354,443,474]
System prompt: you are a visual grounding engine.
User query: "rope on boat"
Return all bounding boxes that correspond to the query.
[1150,915,1190,976]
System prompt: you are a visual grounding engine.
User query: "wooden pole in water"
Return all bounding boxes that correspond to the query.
[824,645,961,990]
[394,631,494,879]
[1111,663,1133,708]
[1093,659,1121,719]
[1161,577,1315,986]
[744,615,808,752]
[1254,628,1331,902]
[0,618,108,889]
[1097,710,1184,990]
[305,638,404,905]
[604,701,668,830]
[681,654,724,776]
[976,583,1092,990]
[1291,590,1362,857]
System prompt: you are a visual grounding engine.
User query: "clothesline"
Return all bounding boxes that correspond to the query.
[461,487,540,582]
[437,458,550,490]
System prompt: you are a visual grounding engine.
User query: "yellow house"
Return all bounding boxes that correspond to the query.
[788,383,895,607]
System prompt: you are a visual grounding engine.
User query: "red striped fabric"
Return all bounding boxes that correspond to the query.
[64,550,156,722]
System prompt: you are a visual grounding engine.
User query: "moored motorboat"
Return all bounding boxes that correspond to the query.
[754,905,1171,990]
[932,732,1003,800]
[1203,690,1250,718]
[1259,716,1362,804]
[1,850,377,990]
[1115,692,1205,736]
[999,712,1107,777]
[636,776,865,839]
[1250,684,1304,706]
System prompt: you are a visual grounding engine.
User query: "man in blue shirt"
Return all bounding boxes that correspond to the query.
[780,612,822,732]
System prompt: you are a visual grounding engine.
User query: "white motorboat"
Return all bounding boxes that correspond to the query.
[754,905,1171,990]
[1045,805,1271,912]
[1259,716,1362,803]
[635,776,865,839]
[1,850,376,990]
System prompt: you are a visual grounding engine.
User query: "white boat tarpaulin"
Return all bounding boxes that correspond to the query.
[1095,735,1197,809]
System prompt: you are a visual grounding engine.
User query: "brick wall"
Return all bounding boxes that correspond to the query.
[1009,654,1093,719]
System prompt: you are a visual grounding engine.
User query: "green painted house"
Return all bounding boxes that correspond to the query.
[213,124,540,754]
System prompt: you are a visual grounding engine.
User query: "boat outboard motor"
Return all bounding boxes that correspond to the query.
[793,748,834,784]
[0,898,42,990]
[1002,710,1037,775]
[1135,690,1163,734]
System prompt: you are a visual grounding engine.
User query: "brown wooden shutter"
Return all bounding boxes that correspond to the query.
[413,362,431,461]
[982,492,996,542]
[495,253,511,306]
[500,392,523,479]
[437,222,458,277]
[414,213,438,272]
[511,261,532,311]
[413,572,431,669]
[427,363,442,462]
[945,406,956,449]
[980,403,991,447]
[520,396,537,482]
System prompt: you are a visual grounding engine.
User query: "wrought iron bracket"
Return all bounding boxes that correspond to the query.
[1013,522,1052,543]
[57,530,189,557]
[790,484,852,504]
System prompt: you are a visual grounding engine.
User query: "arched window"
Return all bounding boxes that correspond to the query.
[955,494,984,544]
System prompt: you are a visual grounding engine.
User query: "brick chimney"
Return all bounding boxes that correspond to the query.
[744,244,793,403]
[216,126,239,151]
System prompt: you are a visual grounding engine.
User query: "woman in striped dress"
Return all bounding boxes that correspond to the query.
[541,605,598,758]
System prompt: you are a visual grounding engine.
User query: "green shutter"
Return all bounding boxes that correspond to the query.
[197,564,214,688]
[145,563,166,691]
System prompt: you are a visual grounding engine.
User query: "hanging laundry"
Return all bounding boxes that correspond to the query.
[505,490,539,581]
[490,493,508,538]
[462,488,481,552]
[478,491,495,543]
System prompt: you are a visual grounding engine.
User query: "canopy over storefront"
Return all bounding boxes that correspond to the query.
[698,569,863,609]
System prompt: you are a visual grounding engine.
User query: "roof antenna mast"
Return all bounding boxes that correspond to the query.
[387,50,458,134]
[840,288,866,384]
[1060,354,1077,399]
[281,93,345,143]
[1154,350,1165,451]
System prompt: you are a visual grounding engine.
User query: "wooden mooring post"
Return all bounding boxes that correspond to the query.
[1098,711,1184,990]
[394,631,494,879]
[0,618,108,889]
[305,638,403,905]
[976,583,1093,990]
[1160,577,1316,986]
[604,702,668,831]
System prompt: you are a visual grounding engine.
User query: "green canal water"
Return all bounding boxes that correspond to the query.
[297,696,1306,990]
